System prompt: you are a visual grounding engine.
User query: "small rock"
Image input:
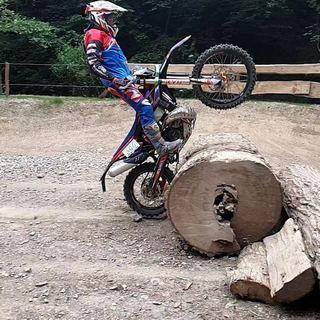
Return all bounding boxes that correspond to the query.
[35,282,48,287]
[37,174,45,179]
[225,302,236,309]
[183,282,193,291]
[150,278,163,286]
[60,288,66,293]
[19,240,29,246]
[152,301,162,305]
[29,231,36,237]
[24,268,32,273]
[229,256,237,261]
[132,213,143,223]
[109,284,123,291]
[173,302,181,309]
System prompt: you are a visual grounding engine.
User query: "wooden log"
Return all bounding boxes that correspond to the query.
[279,165,320,279]
[229,242,274,304]
[167,133,283,256]
[264,218,316,304]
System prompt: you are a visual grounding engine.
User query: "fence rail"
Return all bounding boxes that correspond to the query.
[129,63,320,99]
[1,62,320,99]
[130,63,320,75]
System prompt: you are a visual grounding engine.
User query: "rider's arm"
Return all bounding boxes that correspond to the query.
[84,29,116,81]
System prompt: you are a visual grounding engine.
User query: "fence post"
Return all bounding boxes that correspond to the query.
[0,65,3,95]
[5,62,10,97]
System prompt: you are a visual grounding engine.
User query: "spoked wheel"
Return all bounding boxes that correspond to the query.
[124,163,175,219]
[192,44,256,109]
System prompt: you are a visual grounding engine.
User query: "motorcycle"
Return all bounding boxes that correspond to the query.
[100,35,256,219]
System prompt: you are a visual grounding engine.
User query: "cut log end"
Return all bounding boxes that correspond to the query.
[168,134,283,256]
[229,242,274,304]
[273,269,316,304]
[230,281,274,305]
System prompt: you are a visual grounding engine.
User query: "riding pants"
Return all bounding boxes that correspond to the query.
[101,79,156,128]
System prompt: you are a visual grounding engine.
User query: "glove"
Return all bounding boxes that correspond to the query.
[112,78,127,87]
[116,75,137,90]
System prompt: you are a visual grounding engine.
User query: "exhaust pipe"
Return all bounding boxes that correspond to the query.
[108,161,137,177]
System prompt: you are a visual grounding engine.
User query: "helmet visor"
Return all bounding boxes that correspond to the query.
[102,13,118,27]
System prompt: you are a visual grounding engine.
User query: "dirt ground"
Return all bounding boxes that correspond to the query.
[0,96,320,320]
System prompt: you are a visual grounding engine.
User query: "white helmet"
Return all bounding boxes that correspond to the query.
[85,1,128,37]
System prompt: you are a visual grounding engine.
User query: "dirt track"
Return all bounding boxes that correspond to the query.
[0,97,320,320]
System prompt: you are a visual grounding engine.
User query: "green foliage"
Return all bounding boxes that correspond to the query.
[52,44,98,85]
[0,9,58,48]
[0,0,8,8]
[0,0,319,96]
[307,0,320,12]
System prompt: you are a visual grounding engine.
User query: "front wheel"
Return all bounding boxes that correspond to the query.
[192,44,256,110]
[124,163,175,219]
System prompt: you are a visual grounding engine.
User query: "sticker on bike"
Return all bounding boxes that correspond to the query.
[123,139,140,157]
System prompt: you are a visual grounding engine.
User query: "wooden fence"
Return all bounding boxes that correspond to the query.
[129,63,320,99]
[1,62,320,99]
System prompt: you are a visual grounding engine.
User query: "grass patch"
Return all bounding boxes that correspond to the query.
[0,94,106,104]
[43,96,64,107]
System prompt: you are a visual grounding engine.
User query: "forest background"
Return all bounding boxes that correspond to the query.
[0,0,319,95]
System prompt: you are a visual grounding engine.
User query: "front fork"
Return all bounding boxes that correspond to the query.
[151,154,169,191]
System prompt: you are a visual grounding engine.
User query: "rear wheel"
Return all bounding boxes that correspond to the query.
[124,163,175,219]
[192,44,256,110]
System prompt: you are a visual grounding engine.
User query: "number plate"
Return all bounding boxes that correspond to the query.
[123,139,140,157]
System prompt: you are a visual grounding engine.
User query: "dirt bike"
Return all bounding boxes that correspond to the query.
[100,35,256,219]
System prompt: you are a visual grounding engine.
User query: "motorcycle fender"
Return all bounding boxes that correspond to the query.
[162,106,197,128]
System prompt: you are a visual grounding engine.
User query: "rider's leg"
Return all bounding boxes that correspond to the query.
[105,83,182,155]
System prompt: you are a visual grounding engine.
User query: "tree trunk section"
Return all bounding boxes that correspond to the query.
[264,218,316,304]
[167,133,283,256]
[229,242,274,304]
[279,165,320,279]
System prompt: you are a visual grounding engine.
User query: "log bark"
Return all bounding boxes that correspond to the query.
[264,218,316,304]
[167,133,283,256]
[229,242,274,304]
[279,165,320,279]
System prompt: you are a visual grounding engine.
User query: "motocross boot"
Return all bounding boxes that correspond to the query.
[144,123,183,156]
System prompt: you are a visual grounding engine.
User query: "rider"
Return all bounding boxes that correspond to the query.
[84,1,182,155]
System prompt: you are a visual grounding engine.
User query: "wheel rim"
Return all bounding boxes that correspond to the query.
[131,170,170,210]
[196,50,252,105]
